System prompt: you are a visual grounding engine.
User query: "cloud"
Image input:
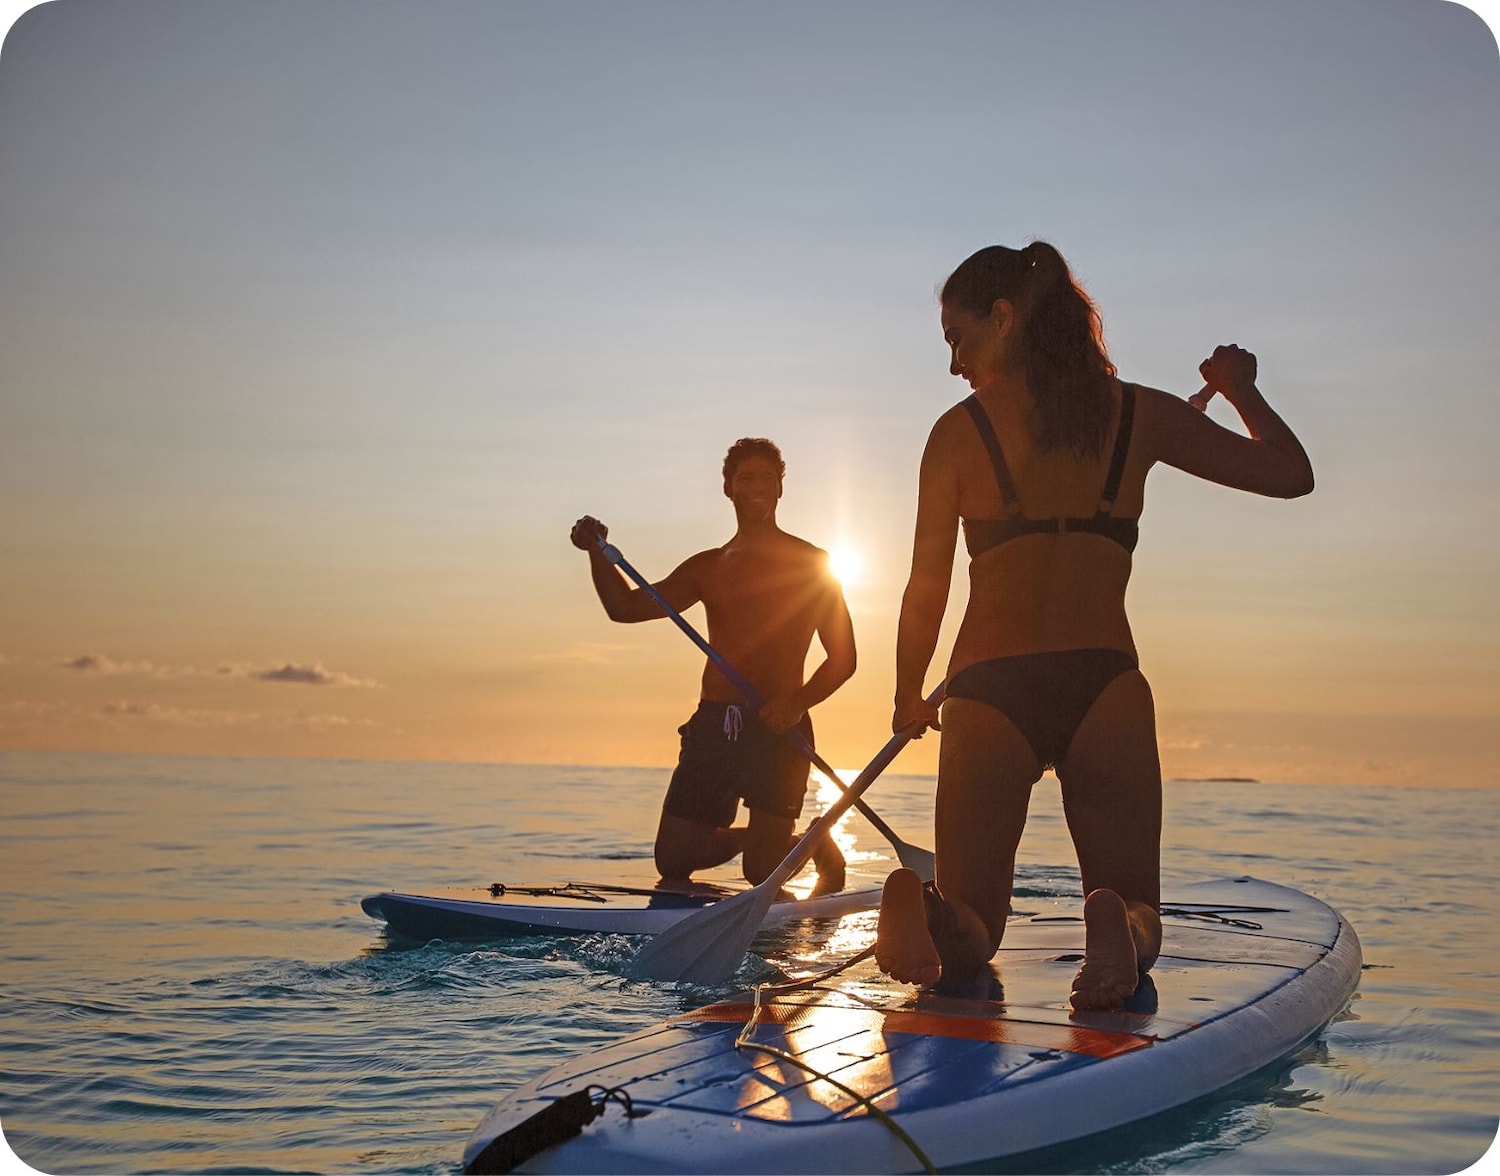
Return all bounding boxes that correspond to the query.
[250,662,378,687]
[0,699,71,715]
[60,654,158,675]
[101,701,261,726]
[51,653,378,687]
[287,712,378,729]
[94,701,379,734]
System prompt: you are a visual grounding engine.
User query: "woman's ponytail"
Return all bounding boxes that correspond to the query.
[943,241,1116,455]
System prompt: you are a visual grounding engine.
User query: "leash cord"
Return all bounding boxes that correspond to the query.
[733,946,938,1175]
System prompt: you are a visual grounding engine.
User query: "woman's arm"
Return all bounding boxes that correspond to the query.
[1148,345,1314,499]
[894,419,961,734]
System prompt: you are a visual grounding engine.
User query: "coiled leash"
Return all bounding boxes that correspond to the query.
[733,946,940,1175]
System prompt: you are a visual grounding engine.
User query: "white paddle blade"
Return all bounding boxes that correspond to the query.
[897,842,937,881]
[631,888,776,984]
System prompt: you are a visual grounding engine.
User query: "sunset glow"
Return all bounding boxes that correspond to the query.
[827,545,865,589]
[0,2,1495,789]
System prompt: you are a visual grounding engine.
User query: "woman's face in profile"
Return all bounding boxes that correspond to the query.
[941,300,1010,391]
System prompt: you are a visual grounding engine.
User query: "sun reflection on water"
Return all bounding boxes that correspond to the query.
[783,767,887,901]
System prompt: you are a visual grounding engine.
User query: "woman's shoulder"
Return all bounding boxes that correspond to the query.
[917,403,980,476]
[1123,379,1203,411]
[1118,380,1193,436]
[927,397,980,442]
[1119,378,1171,405]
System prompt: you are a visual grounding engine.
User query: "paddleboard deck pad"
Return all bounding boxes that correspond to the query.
[362,874,882,940]
[462,876,1361,1173]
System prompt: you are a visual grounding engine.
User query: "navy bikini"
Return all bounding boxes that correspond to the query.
[945,384,1141,770]
[958,383,1139,557]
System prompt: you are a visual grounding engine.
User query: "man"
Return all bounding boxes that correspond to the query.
[570,437,856,895]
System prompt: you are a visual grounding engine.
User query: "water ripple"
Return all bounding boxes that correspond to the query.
[2,756,1496,1175]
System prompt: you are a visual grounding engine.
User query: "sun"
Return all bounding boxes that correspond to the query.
[827,544,863,587]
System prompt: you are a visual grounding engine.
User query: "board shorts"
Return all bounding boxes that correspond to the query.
[661,701,813,827]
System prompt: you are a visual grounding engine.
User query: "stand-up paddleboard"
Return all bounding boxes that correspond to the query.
[362,873,883,941]
[462,877,1361,1174]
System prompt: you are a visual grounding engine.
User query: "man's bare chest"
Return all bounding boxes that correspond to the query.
[698,556,819,616]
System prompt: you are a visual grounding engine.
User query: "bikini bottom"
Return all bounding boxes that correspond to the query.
[945,648,1138,770]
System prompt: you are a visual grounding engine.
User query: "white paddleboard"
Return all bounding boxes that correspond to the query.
[462,876,1361,1173]
[362,874,882,940]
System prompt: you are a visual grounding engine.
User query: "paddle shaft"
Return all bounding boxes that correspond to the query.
[629,678,945,983]
[598,539,913,847]
[754,679,946,895]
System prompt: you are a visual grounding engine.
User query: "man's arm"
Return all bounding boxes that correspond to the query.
[760,559,857,733]
[570,515,702,623]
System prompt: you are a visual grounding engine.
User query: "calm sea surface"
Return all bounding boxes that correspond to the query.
[0,751,1496,1175]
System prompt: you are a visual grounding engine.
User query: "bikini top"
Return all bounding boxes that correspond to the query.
[960,382,1139,557]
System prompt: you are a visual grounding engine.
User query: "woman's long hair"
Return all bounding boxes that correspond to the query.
[941,241,1117,455]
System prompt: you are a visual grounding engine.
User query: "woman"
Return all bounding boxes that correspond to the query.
[876,241,1313,1010]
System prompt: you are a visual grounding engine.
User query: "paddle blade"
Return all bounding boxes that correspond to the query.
[895,841,936,881]
[631,887,777,985]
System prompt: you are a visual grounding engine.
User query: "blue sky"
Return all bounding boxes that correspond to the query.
[1,0,1497,785]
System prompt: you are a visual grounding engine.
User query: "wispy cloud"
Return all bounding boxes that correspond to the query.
[0,699,72,715]
[60,654,158,675]
[51,654,378,687]
[247,662,379,688]
[287,712,379,729]
[101,701,262,727]
[94,701,381,733]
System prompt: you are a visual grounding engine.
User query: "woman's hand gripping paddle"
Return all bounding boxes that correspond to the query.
[595,535,936,878]
[630,681,946,984]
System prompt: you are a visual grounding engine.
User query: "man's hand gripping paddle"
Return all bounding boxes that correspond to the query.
[594,535,936,880]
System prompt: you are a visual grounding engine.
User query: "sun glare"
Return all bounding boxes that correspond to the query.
[828,545,863,587]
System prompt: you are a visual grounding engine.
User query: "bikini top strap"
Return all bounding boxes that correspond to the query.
[1097,382,1137,514]
[959,395,1020,511]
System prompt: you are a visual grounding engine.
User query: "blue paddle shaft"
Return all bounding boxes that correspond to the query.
[598,542,766,705]
[758,679,945,893]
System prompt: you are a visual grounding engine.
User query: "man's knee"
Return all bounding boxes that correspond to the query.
[654,842,693,879]
[656,812,745,878]
[654,814,699,876]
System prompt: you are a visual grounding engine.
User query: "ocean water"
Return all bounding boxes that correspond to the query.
[0,750,1495,1175]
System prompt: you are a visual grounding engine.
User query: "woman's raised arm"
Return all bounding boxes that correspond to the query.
[1146,345,1314,499]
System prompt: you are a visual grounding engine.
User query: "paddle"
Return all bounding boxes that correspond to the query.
[631,680,947,984]
[595,535,935,879]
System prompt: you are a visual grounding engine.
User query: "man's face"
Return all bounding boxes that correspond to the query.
[725,455,782,521]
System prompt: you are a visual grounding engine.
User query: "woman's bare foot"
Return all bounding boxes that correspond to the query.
[1069,888,1141,1011]
[875,868,941,987]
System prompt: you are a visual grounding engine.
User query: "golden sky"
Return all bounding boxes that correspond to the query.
[2,1,1497,788]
